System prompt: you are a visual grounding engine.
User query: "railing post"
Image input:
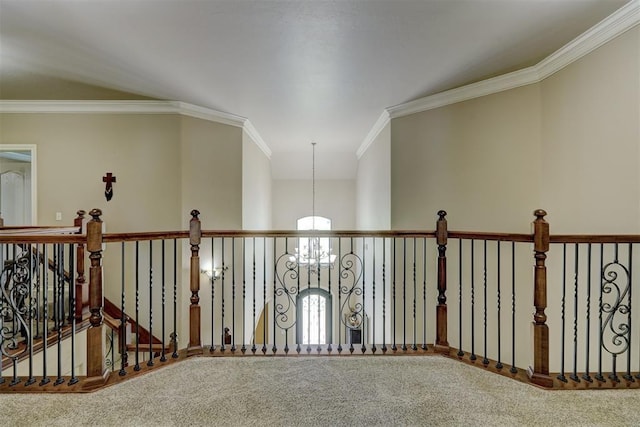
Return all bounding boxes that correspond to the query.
[435,210,449,352]
[528,209,553,387]
[187,209,203,356]
[74,210,89,321]
[83,208,109,389]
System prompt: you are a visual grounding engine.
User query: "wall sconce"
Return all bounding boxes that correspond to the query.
[201,266,228,281]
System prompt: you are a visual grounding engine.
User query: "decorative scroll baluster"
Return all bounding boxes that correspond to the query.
[272,238,277,354]
[188,209,202,356]
[528,209,552,387]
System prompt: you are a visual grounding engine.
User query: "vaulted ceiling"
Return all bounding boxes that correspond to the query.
[0,0,631,177]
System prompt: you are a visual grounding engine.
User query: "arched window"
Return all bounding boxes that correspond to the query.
[296,288,332,345]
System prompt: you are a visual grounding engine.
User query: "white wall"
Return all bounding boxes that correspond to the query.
[242,131,272,230]
[271,179,356,230]
[356,122,391,230]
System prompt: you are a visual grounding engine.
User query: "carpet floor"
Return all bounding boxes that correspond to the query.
[2,356,639,426]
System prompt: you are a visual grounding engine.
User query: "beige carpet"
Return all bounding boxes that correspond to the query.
[2,356,639,426]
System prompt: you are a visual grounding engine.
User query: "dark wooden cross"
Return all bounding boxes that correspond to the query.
[103,172,116,201]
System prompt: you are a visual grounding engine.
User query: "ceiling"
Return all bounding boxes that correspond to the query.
[0,0,631,178]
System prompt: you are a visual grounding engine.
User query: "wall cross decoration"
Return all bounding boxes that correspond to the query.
[103,172,116,201]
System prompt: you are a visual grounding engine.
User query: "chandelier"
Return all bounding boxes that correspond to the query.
[290,142,336,272]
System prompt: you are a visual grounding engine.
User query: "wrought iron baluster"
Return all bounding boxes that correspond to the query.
[362,237,366,354]
[241,238,246,354]
[458,240,464,357]
[26,245,36,386]
[510,242,517,374]
[382,238,386,354]
[422,238,427,351]
[232,238,236,353]
[583,243,592,382]
[262,238,267,355]
[596,243,604,382]
[496,241,502,370]
[570,243,580,382]
[221,238,226,352]
[392,238,397,352]
[482,240,488,366]
[338,238,342,354]
[40,244,50,385]
[134,241,140,371]
[172,238,178,359]
[372,238,376,354]
[252,237,257,354]
[470,239,475,361]
[210,237,215,352]
[148,240,154,367]
[68,243,78,385]
[327,237,333,353]
[120,242,127,376]
[272,238,277,354]
[161,239,167,362]
[55,244,64,385]
[558,243,567,382]
[624,243,633,381]
[412,238,417,351]
[402,238,407,352]
[296,238,301,355]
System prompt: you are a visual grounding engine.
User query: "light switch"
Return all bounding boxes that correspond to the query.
[55,212,62,221]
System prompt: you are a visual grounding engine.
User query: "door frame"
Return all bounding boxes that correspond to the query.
[0,144,37,225]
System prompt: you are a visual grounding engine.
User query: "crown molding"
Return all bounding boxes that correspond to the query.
[0,100,273,158]
[243,119,272,159]
[356,110,390,159]
[385,0,639,121]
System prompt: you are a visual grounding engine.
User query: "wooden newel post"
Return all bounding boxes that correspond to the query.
[74,210,89,321]
[84,208,109,389]
[187,209,203,356]
[435,210,450,353]
[528,209,553,387]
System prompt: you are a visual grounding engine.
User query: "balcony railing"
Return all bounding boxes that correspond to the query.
[1,208,639,391]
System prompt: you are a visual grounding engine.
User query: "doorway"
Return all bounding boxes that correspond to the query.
[0,145,36,226]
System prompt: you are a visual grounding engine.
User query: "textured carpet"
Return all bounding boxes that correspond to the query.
[2,356,639,426]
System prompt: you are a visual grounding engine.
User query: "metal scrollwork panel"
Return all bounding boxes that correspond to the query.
[339,251,363,330]
[273,252,300,334]
[601,260,631,358]
[1,248,37,363]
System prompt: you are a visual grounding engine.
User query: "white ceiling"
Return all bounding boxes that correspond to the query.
[0,0,631,178]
